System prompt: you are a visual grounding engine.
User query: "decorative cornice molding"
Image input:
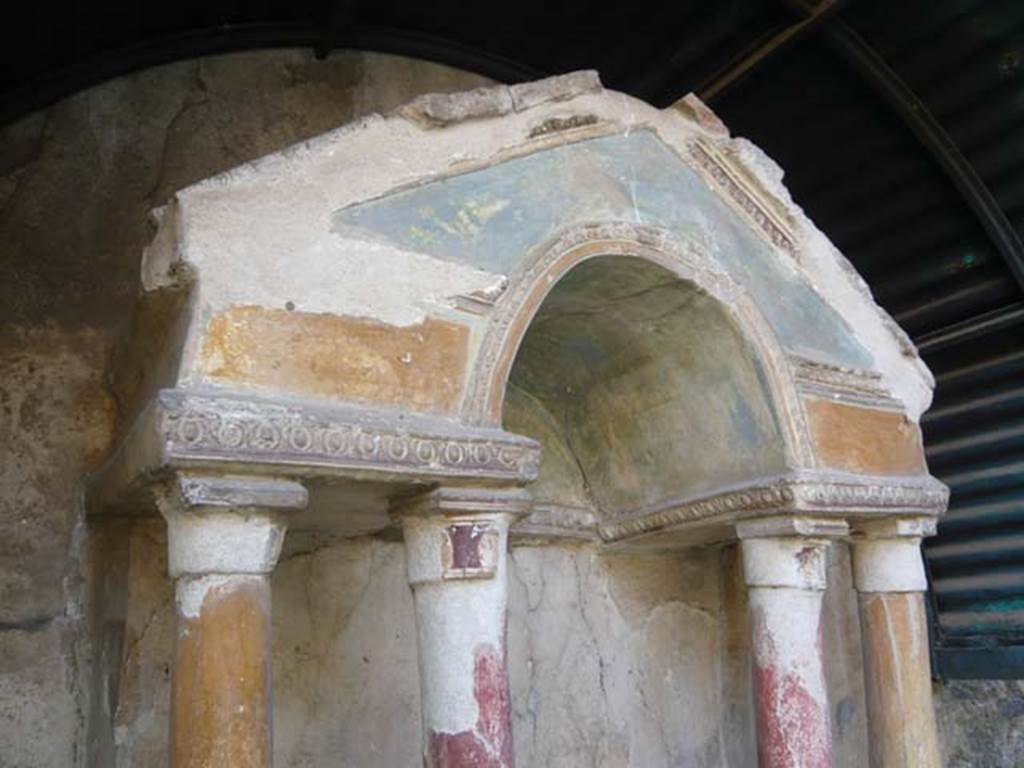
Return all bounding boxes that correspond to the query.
[792,356,902,410]
[90,388,541,515]
[160,390,540,481]
[688,139,797,255]
[511,503,600,543]
[92,393,946,552]
[597,472,949,542]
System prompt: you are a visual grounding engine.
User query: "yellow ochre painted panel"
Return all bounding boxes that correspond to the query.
[806,399,926,476]
[199,306,469,414]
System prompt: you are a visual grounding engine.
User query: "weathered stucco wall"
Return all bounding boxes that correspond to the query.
[106,528,870,768]
[0,48,493,767]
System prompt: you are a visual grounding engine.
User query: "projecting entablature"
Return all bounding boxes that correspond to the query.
[92,72,946,547]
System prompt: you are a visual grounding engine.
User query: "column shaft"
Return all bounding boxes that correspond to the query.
[738,517,847,768]
[173,574,273,767]
[398,488,527,768]
[748,585,832,768]
[853,520,940,768]
[859,592,940,767]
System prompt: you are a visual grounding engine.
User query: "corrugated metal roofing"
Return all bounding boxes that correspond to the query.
[712,0,1024,678]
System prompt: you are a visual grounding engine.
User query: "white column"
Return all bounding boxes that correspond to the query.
[737,516,848,768]
[395,487,529,768]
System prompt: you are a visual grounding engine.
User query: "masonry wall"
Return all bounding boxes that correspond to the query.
[0,49,493,767]
[936,681,1024,767]
[0,48,1017,768]
[106,526,870,768]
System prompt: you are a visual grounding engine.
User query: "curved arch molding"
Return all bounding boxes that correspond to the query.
[89,73,947,546]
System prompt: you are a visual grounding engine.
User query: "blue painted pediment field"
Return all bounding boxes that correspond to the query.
[333,131,873,369]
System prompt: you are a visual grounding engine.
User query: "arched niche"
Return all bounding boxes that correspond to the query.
[94,75,946,549]
[484,226,809,528]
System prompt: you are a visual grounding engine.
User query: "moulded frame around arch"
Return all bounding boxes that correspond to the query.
[460,221,816,470]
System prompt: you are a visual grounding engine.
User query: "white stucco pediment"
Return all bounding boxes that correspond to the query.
[145,71,931,419]
[95,72,947,547]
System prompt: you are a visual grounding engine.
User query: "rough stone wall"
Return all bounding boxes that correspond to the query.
[936,680,1024,767]
[0,326,116,767]
[0,48,491,767]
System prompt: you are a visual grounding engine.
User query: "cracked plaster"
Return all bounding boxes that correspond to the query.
[108,532,873,768]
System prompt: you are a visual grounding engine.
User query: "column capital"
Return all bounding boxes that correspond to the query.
[737,516,849,591]
[396,487,528,587]
[164,473,309,513]
[850,516,934,593]
[736,515,849,541]
[851,515,937,541]
[157,473,307,578]
[391,485,531,520]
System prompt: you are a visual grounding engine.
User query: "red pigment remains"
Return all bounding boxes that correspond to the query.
[751,604,832,768]
[754,663,832,768]
[447,524,486,569]
[426,643,513,768]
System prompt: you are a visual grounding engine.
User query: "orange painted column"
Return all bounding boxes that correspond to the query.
[159,475,307,768]
[737,517,849,768]
[852,518,941,768]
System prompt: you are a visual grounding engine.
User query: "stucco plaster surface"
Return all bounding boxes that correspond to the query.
[0,48,494,767]
[271,536,422,767]
[507,545,730,768]
[155,76,934,418]
[197,307,472,412]
[104,531,877,768]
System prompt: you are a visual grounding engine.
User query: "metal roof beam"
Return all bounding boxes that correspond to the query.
[779,0,1024,294]
[693,0,849,103]
[916,302,1024,355]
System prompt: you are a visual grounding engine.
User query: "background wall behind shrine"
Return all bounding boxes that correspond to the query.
[0,50,1019,767]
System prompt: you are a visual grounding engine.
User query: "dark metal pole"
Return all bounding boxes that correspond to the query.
[780,0,1024,293]
[696,0,849,103]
